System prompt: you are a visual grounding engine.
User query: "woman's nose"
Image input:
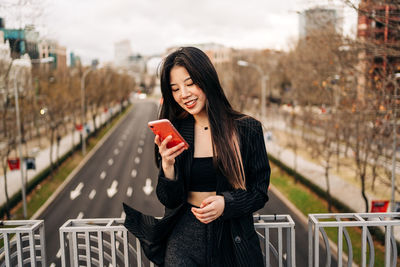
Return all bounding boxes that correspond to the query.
[180,86,190,98]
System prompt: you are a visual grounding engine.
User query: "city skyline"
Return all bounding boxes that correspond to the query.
[0,0,359,64]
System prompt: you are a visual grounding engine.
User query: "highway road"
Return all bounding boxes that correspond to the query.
[39,99,336,266]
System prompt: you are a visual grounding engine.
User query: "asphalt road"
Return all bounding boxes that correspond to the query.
[38,99,336,266]
[40,100,164,266]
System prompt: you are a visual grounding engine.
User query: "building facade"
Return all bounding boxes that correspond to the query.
[299,7,342,39]
[357,0,400,76]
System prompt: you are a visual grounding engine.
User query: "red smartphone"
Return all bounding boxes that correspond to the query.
[148,119,189,149]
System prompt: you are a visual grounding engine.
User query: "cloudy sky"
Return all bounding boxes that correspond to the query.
[1,0,359,65]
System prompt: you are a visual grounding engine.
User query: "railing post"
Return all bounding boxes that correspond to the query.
[308,219,313,267]
[29,231,37,267]
[278,227,283,267]
[361,226,367,267]
[265,228,270,266]
[314,224,319,267]
[59,231,66,267]
[16,233,23,267]
[384,225,391,267]
[337,226,343,267]
[40,224,47,267]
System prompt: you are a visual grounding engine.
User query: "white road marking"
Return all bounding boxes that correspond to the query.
[76,212,84,219]
[118,141,123,147]
[107,180,118,198]
[139,140,144,146]
[70,182,84,200]
[131,169,137,178]
[89,189,96,200]
[137,147,143,154]
[127,187,133,197]
[100,171,106,180]
[121,211,126,219]
[114,148,119,155]
[56,249,61,258]
[108,158,114,166]
[142,178,154,196]
[50,263,56,267]
[134,157,140,164]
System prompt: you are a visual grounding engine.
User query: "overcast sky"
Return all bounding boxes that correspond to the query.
[1,0,359,65]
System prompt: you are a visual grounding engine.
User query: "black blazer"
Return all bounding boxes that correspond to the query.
[124,115,270,266]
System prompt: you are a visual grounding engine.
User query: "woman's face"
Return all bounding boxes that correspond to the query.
[170,65,207,117]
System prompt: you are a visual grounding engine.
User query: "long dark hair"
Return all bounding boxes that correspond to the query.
[158,47,247,190]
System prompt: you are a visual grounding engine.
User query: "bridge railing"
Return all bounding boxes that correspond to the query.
[255,214,296,267]
[0,220,46,267]
[4,212,399,267]
[308,212,400,267]
[57,214,295,267]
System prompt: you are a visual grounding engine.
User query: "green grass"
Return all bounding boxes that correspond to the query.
[270,163,389,266]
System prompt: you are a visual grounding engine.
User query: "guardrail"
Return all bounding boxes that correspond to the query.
[308,212,400,267]
[5,212,398,267]
[0,220,46,267]
[58,215,295,267]
[58,218,143,267]
[255,214,296,267]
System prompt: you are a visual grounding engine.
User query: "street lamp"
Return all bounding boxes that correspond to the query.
[237,60,268,121]
[80,63,97,155]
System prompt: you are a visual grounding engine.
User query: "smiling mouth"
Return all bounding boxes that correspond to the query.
[184,98,197,107]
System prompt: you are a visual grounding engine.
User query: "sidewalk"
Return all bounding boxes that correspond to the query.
[261,117,400,242]
[0,105,122,207]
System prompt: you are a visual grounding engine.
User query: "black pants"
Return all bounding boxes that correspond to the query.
[164,204,214,267]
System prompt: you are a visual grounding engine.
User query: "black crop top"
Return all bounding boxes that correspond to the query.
[188,157,217,192]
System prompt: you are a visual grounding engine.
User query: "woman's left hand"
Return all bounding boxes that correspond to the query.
[191,195,225,224]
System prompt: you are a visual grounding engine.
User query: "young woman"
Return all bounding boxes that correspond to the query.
[124,46,270,266]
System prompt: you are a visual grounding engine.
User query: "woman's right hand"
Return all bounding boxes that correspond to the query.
[155,135,187,179]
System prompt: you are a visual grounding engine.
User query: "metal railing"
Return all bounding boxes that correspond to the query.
[5,212,398,267]
[0,220,46,267]
[308,212,400,267]
[59,218,148,267]
[255,214,296,267]
[58,215,295,267]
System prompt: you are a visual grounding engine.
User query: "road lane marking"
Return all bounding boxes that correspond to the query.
[107,180,118,198]
[70,182,84,200]
[139,140,144,146]
[143,178,153,196]
[114,148,119,155]
[118,141,123,147]
[76,212,84,219]
[50,263,56,267]
[134,157,140,164]
[100,171,106,179]
[108,158,114,166]
[131,169,137,178]
[89,189,96,200]
[127,187,133,197]
[137,147,143,154]
[56,249,61,258]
